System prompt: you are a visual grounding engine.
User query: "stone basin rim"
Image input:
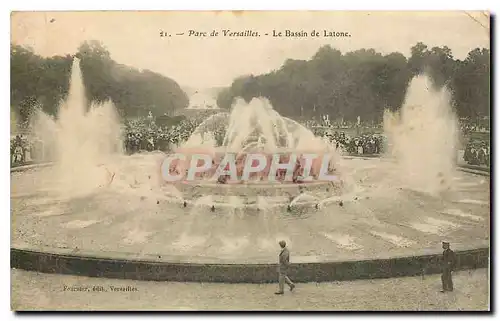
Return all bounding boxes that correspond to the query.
[10,237,490,265]
[10,245,489,283]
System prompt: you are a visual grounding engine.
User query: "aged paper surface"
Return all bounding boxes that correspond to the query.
[10,11,490,311]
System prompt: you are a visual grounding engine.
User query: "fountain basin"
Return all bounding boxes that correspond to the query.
[11,156,490,266]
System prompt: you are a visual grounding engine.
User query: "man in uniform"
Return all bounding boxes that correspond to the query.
[441,241,457,292]
[275,240,296,295]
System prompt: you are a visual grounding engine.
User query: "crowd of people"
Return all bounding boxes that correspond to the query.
[10,134,47,166]
[10,135,29,164]
[11,114,489,167]
[123,112,232,154]
[463,140,490,167]
[123,115,387,156]
[459,122,490,134]
[304,117,383,131]
[312,128,385,155]
[458,119,490,166]
[124,117,198,154]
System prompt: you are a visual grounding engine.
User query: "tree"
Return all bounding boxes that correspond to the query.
[450,48,490,118]
[217,43,489,123]
[216,87,234,110]
[77,40,114,105]
[408,42,429,75]
[11,41,189,124]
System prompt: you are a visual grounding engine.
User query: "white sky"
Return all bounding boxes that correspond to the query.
[11,11,489,89]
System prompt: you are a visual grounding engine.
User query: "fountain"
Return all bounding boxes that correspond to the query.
[165,97,343,208]
[383,74,459,195]
[30,58,123,198]
[186,97,327,153]
[11,63,489,266]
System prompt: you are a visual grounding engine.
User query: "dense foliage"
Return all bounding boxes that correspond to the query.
[11,40,189,125]
[216,43,490,122]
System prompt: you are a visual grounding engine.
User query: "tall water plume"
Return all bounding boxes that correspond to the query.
[32,58,123,196]
[383,74,459,194]
[191,97,333,154]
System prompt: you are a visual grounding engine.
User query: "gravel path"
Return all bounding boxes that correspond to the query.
[11,268,489,311]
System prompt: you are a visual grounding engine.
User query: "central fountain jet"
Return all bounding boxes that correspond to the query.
[164,98,340,184]
[161,97,345,211]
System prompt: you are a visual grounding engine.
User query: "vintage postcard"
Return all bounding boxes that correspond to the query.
[10,11,490,311]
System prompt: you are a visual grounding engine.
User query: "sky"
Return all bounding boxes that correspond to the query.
[11,11,490,89]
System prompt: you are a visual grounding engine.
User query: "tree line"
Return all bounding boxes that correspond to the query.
[216,43,490,122]
[11,40,189,127]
